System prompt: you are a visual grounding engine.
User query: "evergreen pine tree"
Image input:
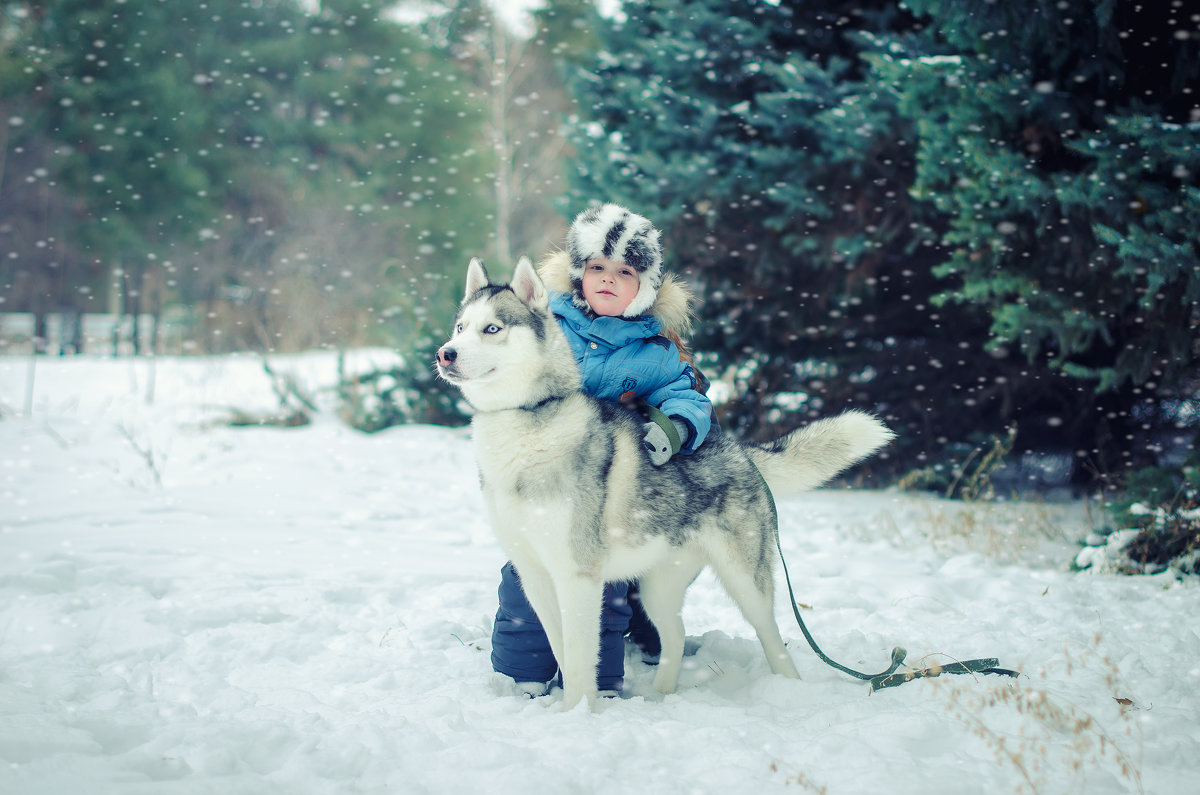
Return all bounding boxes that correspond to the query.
[883,0,1200,477]
[564,0,1198,485]
[564,0,1015,478]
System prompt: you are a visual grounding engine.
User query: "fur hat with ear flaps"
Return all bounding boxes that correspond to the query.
[540,216,694,339]
[565,203,664,319]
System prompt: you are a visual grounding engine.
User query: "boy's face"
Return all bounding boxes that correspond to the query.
[581,257,640,316]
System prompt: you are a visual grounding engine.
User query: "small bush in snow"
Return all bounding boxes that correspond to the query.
[1078,458,1200,575]
[897,426,1017,501]
[336,341,467,432]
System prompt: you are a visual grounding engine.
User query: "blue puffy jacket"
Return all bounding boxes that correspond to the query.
[550,293,711,452]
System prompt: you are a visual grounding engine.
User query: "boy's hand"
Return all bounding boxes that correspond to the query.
[641,422,673,466]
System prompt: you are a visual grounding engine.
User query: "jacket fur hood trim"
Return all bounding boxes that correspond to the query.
[537,249,693,337]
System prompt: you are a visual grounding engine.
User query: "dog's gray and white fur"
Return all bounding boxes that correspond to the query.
[436,257,894,710]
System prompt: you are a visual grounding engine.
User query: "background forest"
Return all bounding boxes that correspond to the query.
[2,0,1198,565]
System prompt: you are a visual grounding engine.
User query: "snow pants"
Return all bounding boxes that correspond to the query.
[490,562,660,691]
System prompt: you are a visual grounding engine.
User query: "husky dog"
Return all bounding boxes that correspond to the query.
[436,257,893,710]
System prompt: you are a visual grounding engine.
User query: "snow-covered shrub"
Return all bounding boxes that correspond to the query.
[336,341,467,432]
[1077,460,1200,575]
[222,358,314,428]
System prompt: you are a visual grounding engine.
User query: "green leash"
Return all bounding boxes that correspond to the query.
[774,531,1016,690]
[753,463,1018,690]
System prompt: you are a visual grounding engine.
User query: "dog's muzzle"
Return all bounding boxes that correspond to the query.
[435,345,460,380]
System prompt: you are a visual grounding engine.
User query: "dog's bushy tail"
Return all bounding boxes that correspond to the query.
[745,410,894,499]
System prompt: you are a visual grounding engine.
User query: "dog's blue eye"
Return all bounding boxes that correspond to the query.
[455,323,463,334]
[484,324,501,334]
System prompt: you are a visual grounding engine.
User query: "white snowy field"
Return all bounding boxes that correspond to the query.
[1,351,1197,795]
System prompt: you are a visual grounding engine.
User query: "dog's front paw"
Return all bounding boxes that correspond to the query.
[652,668,680,695]
[555,683,603,712]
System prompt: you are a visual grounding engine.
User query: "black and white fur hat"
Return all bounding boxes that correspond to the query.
[566,203,663,318]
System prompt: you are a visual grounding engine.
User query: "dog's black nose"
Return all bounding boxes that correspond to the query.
[436,346,456,367]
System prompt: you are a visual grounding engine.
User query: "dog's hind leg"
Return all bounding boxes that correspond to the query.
[554,575,606,710]
[705,535,800,680]
[636,551,705,695]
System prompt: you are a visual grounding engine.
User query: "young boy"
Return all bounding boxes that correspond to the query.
[490,203,713,696]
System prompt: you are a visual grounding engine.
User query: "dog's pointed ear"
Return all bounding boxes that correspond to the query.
[510,256,548,309]
[464,258,490,303]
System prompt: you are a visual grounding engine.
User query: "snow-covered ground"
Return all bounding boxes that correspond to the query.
[1,352,1196,794]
